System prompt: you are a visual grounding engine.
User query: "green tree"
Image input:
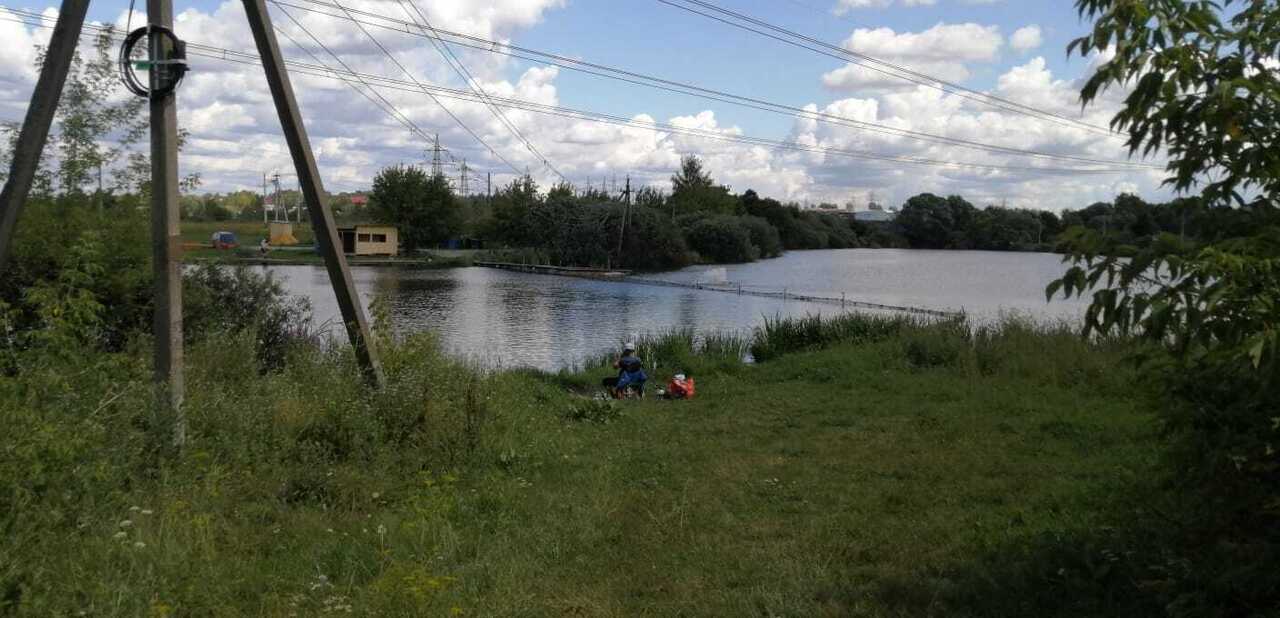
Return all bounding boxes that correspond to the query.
[485,175,540,246]
[684,216,758,263]
[369,165,461,252]
[50,29,146,195]
[670,155,736,215]
[895,193,954,249]
[1049,1,1280,610]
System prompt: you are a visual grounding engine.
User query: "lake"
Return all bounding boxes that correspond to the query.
[269,249,1090,371]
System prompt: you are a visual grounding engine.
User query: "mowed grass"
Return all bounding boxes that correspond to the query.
[436,334,1155,615]
[1,318,1160,616]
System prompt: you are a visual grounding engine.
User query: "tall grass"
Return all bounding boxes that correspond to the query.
[0,331,506,614]
[751,311,1136,392]
[750,312,927,361]
[560,328,751,393]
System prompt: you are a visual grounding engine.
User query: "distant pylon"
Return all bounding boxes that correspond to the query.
[271,172,283,222]
[459,159,469,197]
[429,134,444,178]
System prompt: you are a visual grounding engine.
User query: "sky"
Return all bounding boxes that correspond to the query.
[0,0,1172,211]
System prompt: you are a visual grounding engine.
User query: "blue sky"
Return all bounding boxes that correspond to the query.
[1,0,1166,209]
[514,1,1095,136]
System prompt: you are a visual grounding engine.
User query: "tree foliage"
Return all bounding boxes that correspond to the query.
[1047,1,1280,611]
[669,155,735,216]
[1055,0,1280,380]
[369,166,461,251]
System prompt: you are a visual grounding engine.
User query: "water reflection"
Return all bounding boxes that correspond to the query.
[267,249,1088,371]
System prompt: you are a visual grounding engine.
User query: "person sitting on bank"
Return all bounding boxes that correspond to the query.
[259,238,270,255]
[602,342,646,398]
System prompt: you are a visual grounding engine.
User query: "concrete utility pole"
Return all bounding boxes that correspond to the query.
[0,0,90,272]
[150,0,186,446]
[243,0,384,388]
[459,159,468,197]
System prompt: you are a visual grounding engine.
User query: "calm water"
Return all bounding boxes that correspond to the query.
[269,249,1089,371]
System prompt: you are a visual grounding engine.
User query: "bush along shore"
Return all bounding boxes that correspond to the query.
[9,286,1219,615]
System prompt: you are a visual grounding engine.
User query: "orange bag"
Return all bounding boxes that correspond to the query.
[667,375,696,399]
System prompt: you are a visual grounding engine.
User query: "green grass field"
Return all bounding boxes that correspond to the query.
[181,220,316,246]
[2,318,1161,615]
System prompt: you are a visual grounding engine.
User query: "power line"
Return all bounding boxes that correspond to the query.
[0,13,1147,178]
[194,54,1142,174]
[324,0,523,175]
[273,5,441,150]
[656,0,1118,136]
[392,0,564,181]
[263,0,1156,170]
[275,6,511,183]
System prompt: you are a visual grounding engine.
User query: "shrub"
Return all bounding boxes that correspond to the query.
[901,327,967,369]
[684,216,758,263]
[563,399,622,423]
[618,205,692,271]
[182,264,314,371]
[739,216,783,258]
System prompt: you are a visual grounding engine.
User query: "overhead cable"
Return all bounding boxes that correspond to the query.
[325,0,523,175]
[265,0,1156,170]
[656,0,1118,136]
[392,0,564,181]
[1,12,1146,178]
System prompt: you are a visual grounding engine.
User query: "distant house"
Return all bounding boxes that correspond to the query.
[349,194,369,207]
[338,224,398,256]
[854,210,895,223]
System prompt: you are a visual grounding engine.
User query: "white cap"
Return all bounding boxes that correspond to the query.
[624,342,636,350]
[674,373,686,380]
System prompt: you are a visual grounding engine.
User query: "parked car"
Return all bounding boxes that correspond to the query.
[211,231,239,250]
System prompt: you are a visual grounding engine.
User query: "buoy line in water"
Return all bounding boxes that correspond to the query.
[472,261,961,318]
[622,276,962,319]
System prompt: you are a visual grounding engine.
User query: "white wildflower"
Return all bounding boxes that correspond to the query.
[133,541,146,549]
[118,520,133,528]
[112,531,127,540]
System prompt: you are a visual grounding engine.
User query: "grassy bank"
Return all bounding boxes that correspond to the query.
[182,220,317,247]
[1,314,1162,615]
[182,244,478,268]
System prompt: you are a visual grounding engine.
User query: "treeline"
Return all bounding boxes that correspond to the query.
[892,192,1264,252]
[168,157,1268,269]
[177,190,374,223]
[468,156,1261,268]
[475,156,888,270]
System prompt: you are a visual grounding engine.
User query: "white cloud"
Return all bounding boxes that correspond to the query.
[834,0,936,13]
[823,23,1002,92]
[0,2,1164,210]
[1010,25,1043,53]
[843,23,1003,62]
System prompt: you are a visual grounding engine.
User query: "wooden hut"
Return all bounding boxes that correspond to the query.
[337,224,398,256]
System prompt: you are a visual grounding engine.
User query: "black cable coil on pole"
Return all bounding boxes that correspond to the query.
[118,25,188,98]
